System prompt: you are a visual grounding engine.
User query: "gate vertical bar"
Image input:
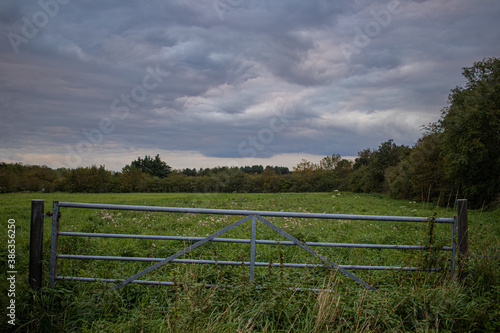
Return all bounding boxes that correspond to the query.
[456,199,468,257]
[451,216,456,278]
[456,199,468,279]
[250,215,257,281]
[29,200,44,290]
[49,201,60,288]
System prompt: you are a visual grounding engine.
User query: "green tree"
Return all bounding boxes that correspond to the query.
[0,163,21,192]
[320,154,342,170]
[409,132,447,202]
[353,148,371,170]
[62,165,113,193]
[293,159,319,174]
[240,165,264,174]
[349,140,409,193]
[131,154,171,178]
[119,165,148,192]
[333,159,353,190]
[438,57,500,207]
[24,165,58,192]
[384,132,446,201]
[385,158,413,199]
[181,168,198,176]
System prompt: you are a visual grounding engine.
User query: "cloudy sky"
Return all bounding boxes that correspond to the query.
[1,0,499,171]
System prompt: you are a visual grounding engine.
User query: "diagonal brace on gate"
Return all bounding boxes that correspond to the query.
[113,215,252,289]
[114,214,375,291]
[256,215,376,291]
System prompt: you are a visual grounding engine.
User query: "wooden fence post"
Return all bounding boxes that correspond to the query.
[456,199,468,278]
[29,200,44,290]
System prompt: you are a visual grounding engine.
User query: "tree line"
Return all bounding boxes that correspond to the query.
[1,58,498,208]
[0,160,294,194]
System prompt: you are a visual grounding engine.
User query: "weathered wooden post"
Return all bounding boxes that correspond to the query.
[456,199,468,279]
[29,200,44,290]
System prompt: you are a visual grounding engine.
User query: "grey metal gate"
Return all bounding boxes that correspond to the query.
[29,199,469,292]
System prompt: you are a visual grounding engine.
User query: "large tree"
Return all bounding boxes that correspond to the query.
[439,57,500,207]
[130,154,172,179]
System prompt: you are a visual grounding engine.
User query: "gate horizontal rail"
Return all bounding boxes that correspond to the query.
[55,276,341,292]
[58,254,441,271]
[26,199,465,292]
[58,232,453,250]
[56,201,455,223]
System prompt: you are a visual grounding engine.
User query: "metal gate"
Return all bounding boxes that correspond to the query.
[29,200,469,292]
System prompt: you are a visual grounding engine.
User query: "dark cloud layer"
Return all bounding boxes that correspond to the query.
[1,0,499,170]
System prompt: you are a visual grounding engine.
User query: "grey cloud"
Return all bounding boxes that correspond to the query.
[0,1,25,24]
[1,0,499,169]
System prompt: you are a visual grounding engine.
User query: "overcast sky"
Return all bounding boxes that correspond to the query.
[1,0,499,171]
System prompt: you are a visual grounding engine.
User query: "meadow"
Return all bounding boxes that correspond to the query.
[1,192,499,332]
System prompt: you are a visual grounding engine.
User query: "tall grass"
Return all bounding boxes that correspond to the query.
[1,192,498,332]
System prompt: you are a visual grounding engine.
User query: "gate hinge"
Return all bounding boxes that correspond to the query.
[44,211,61,221]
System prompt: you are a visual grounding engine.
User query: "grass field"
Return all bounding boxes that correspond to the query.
[1,192,499,332]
